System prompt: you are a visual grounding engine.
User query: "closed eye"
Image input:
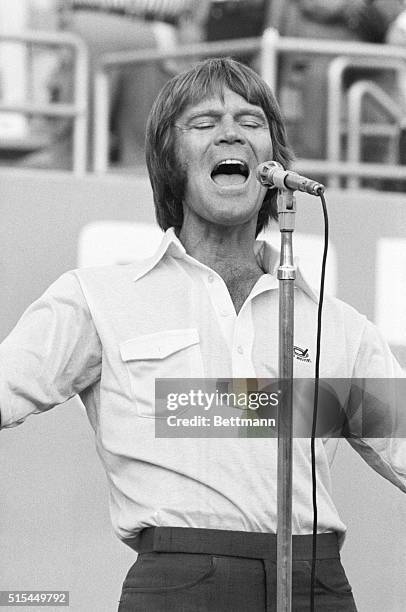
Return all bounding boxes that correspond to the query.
[186,115,218,130]
[174,117,217,131]
[188,121,264,131]
[238,115,267,129]
[176,112,267,131]
[240,121,261,128]
[192,122,216,130]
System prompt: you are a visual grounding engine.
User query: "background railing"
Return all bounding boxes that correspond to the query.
[347,79,405,189]
[0,30,88,176]
[261,29,406,186]
[93,28,406,185]
[1,28,406,186]
[326,54,406,187]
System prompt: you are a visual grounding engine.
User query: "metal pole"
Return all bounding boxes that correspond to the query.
[93,69,110,174]
[72,37,89,176]
[260,27,279,92]
[327,57,347,189]
[276,189,296,612]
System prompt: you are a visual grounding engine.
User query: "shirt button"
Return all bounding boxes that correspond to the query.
[237,345,244,354]
[208,274,214,283]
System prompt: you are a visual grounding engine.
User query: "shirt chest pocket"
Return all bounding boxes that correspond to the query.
[119,328,204,418]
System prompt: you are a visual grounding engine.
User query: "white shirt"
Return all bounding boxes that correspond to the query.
[0,228,404,546]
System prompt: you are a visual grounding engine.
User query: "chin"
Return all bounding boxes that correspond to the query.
[210,196,262,223]
[207,207,258,228]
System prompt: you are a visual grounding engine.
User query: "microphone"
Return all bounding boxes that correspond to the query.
[256,161,325,196]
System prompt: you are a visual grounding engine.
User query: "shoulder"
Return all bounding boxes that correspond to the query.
[322,293,367,326]
[320,294,404,376]
[295,271,368,335]
[60,259,161,309]
[35,265,140,313]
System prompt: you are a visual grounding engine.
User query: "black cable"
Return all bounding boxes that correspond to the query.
[310,190,329,612]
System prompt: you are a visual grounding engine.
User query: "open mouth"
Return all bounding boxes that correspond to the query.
[210,159,250,186]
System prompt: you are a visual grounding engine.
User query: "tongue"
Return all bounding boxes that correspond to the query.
[213,173,246,186]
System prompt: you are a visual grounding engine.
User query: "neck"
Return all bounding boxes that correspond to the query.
[179,215,262,277]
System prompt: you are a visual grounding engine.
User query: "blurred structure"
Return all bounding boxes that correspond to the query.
[387,2,406,48]
[269,0,404,164]
[387,1,406,165]
[0,0,88,169]
[0,0,30,160]
[205,0,267,65]
[0,0,406,188]
[19,0,210,170]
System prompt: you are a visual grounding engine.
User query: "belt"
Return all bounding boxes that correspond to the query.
[128,527,340,560]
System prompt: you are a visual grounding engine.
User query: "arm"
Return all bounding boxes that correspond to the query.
[298,0,359,24]
[0,271,102,429]
[346,320,406,492]
[67,0,201,24]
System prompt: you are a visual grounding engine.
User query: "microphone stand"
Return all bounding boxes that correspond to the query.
[256,161,324,610]
[256,161,324,611]
[276,187,296,612]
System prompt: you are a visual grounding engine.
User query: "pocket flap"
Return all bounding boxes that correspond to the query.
[119,328,200,361]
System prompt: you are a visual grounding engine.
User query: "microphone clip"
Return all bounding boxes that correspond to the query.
[257,161,325,196]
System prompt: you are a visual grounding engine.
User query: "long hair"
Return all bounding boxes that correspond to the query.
[146,57,293,236]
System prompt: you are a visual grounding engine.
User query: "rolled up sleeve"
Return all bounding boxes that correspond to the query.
[0,271,102,429]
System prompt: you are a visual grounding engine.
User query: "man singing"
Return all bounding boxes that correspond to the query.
[0,58,404,611]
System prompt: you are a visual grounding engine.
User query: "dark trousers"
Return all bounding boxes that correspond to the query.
[118,527,358,611]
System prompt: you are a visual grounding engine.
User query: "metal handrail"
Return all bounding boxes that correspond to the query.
[295,159,406,181]
[261,28,406,85]
[347,80,404,189]
[327,55,406,187]
[0,30,88,176]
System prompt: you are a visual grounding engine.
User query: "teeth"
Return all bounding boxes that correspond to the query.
[211,158,249,184]
[212,159,249,172]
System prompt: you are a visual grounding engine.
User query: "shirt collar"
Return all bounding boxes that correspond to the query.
[130,228,184,282]
[132,227,318,303]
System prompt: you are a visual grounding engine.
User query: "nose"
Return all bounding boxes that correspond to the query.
[214,117,246,145]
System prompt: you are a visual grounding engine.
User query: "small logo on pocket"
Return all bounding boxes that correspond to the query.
[293,346,311,362]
